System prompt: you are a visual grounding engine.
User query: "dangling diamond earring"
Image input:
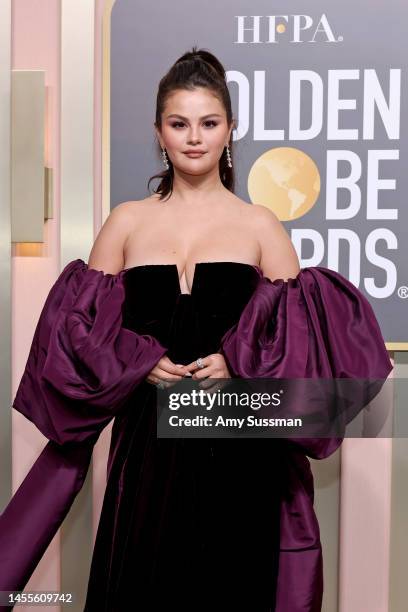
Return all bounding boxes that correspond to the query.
[225,144,232,168]
[161,147,169,170]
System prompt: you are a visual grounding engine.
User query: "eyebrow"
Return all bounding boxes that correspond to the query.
[166,113,223,120]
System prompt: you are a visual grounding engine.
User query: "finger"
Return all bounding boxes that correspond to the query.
[199,379,223,393]
[198,374,226,389]
[183,356,210,372]
[192,366,213,381]
[198,377,216,390]
[146,375,161,386]
[153,364,187,380]
[183,361,199,373]
[148,375,177,389]
[160,361,189,376]
[147,376,174,390]
[157,372,185,383]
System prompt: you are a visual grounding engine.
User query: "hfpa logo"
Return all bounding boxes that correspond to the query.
[235,14,342,44]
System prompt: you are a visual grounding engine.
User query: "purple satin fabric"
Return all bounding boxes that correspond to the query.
[220,265,393,611]
[12,260,168,446]
[0,260,167,601]
[0,260,392,612]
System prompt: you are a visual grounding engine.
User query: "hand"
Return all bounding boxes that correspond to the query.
[146,355,190,389]
[183,353,232,393]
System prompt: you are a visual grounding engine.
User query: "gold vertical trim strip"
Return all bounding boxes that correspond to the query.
[60,1,95,608]
[102,0,116,222]
[0,0,11,511]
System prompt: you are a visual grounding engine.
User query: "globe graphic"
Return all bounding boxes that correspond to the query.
[247,147,321,221]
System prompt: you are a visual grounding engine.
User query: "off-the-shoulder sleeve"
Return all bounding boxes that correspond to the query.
[0,259,168,595]
[12,259,168,445]
[217,265,393,611]
[219,265,393,459]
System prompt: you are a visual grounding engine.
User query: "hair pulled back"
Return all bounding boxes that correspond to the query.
[147,46,235,201]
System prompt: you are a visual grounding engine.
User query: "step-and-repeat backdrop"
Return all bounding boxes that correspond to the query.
[111,1,407,344]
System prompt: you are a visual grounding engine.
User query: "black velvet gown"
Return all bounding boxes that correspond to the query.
[84,262,282,611]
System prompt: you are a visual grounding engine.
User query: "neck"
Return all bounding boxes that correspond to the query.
[169,168,228,205]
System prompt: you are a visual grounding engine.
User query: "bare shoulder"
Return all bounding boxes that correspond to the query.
[110,195,159,227]
[119,193,163,215]
[244,203,301,282]
[113,196,153,216]
[227,197,279,226]
[234,201,284,236]
[87,199,150,274]
[244,203,281,226]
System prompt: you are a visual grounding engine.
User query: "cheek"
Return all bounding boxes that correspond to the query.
[207,136,230,157]
[164,131,184,149]
[206,131,227,148]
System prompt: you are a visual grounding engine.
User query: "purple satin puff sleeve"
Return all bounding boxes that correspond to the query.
[220,265,393,612]
[220,265,393,459]
[12,259,168,445]
[0,259,168,597]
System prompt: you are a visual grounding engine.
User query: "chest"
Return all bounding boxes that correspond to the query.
[124,219,259,294]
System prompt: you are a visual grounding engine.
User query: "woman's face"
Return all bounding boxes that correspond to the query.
[155,87,233,176]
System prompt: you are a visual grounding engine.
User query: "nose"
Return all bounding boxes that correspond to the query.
[187,126,202,144]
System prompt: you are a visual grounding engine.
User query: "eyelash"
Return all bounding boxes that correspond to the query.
[170,120,218,129]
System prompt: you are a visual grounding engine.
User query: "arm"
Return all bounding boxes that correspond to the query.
[214,205,301,378]
[88,201,186,387]
[87,201,137,274]
[251,204,301,281]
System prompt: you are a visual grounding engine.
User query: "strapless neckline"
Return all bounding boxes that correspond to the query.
[122,261,261,296]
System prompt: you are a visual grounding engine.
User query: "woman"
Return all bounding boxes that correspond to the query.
[0,48,392,612]
[85,47,300,611]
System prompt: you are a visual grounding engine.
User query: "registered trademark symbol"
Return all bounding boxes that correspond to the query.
[398,286,408,299]
[337,35,343,42]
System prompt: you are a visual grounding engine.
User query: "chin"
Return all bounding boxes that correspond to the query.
[178,162,213,175]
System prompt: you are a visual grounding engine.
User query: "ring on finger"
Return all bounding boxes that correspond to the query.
[196,357,205,369]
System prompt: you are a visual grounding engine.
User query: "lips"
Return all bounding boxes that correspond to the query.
[183,151,206,155]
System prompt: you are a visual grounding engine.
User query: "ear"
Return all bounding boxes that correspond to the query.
[154,123,164,149]
[227,119,236,143]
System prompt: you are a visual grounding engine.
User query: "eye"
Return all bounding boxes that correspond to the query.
[170,120,218,129]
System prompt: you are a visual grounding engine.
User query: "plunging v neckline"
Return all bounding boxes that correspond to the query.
[122,261,261,296]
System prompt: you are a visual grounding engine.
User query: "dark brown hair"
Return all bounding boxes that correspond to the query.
[147,46,236,201]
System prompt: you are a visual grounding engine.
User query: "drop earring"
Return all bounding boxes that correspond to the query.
[161,147,169,170]
[226,144,232,168]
